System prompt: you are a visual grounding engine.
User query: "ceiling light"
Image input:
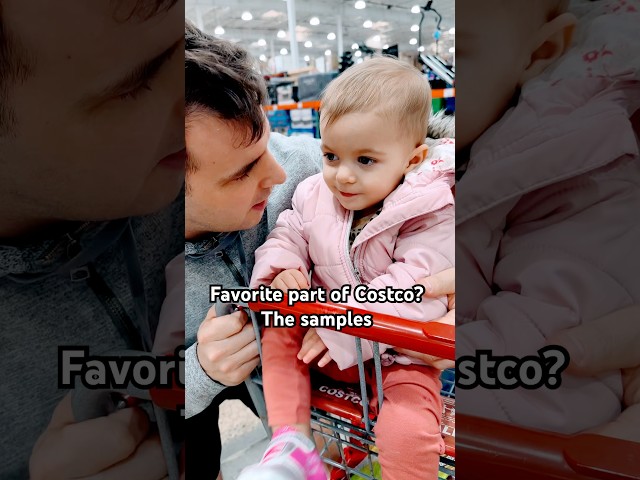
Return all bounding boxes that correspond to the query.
[325,49,331,55]
[418,46,425,52]
[409,38,417,45]
[383,44,389,49]
[355,0,366,9]
[277,30,286,38]
[411,24,419,32]
[352,43,359,50]
[449,47,455,53]
[363,20,372,28]
[304,41,312,48]
[354,50,362,57]
[304,55,310,61]
[280,48,288,55]
[411,5,420,14]
[257,38,267,46]
[310,17,320,26]
[241,11,253,21]
[259,54,267,61]
[214,25,225,35]
[448,27,455,35]
[327,32,336,40]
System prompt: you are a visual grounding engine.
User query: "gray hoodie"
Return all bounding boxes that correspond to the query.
[185,132,322,419]
[0,197,184,478]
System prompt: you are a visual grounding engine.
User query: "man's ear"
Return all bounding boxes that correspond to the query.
[518,12,576,86]
[405,144,429,174]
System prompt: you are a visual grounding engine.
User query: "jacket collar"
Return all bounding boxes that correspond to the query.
[185,231,240,258]
[0,221,117,279]
[346,169,454,251]
[185,234,220,257]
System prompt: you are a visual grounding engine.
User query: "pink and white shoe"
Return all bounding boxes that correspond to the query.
[237,427,327,480]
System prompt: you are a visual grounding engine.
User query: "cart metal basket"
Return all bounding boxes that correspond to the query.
[245,297,456,480]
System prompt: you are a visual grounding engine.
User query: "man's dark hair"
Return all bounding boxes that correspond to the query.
[185,20,267,169]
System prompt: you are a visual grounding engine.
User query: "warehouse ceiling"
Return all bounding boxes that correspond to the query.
[186,0,455,65]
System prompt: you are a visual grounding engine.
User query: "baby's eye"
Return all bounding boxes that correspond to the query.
[323,152,338,161]
[357,156,375,166]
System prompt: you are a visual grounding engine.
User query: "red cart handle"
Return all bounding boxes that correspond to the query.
[247,297,455,360]
[456,414,640,479]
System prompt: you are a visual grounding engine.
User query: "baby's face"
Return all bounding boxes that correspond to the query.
[320,112,418,212]
[456,0,554,150]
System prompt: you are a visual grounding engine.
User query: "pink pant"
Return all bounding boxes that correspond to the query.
[262,324,445,480]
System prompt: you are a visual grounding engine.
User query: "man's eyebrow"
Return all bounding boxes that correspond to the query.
[84,37,182,105]
[111,0,177,22]
[222,157,261,183]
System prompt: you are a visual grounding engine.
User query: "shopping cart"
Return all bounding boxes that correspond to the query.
[243,297,456,480]
[241,296,640,480]
[454,414,639,479]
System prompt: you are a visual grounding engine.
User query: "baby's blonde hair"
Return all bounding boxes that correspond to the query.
[320,56,432,145]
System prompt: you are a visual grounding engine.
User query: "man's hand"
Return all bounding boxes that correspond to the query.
[196,305,260,386]
[271,269,309,292]
[548,305,640,442]
[30,393,167,480]
[395,309,455,370]
[417,267,455,309]
[395,268,456,370]
[298,328,333,367]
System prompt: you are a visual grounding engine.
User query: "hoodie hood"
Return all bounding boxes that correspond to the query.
[0,220,125,280]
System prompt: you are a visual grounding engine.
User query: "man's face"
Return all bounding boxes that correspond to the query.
[185,114,286,238]
[321,112,418,212]
[0,0,185,225]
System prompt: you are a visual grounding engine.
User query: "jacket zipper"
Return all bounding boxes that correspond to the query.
[344,210,361,283]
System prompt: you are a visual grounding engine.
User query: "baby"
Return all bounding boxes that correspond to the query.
[456,0,640,435]
[240,57,455,480]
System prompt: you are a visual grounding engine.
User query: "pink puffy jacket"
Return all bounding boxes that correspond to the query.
[251,143,455,370]
[456,29,640,434]
[456,1,640,434]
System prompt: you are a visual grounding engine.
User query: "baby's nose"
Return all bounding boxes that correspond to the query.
[336,165,356,183]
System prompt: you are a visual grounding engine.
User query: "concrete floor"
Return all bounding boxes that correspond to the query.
[218,399,270,479]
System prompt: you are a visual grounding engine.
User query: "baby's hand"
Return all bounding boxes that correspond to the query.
[298,328,332,367]
[271,269,309,292]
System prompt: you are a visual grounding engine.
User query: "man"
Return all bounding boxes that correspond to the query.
[1,1,184,478]
[183,23,323,477]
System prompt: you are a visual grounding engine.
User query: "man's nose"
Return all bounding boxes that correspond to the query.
[258,152,287,188]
